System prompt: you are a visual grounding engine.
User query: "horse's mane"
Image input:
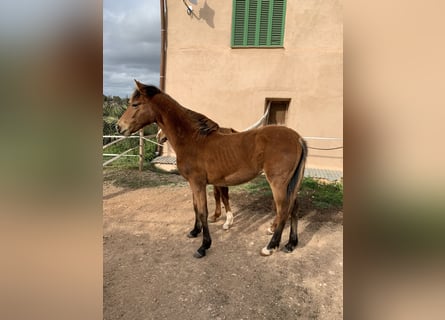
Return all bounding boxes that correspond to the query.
[185,109,220,136]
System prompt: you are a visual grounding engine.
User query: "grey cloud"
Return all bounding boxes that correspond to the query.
[103,0,160,97]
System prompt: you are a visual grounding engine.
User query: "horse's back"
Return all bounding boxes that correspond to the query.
[259,125,301,138]
[207,125,301,160]
[255,125,302,153]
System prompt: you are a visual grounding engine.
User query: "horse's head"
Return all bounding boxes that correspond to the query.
[116,80,161,136]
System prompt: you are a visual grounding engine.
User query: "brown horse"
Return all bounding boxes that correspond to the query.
[117,80,307,258]
[157,128,236,230]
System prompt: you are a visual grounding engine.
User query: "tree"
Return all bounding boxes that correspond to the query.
[103,97,126,142]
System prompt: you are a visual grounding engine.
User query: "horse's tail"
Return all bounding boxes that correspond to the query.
[287,137,308,200]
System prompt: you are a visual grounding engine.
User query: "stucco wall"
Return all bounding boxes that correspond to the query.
[164,0,343,170]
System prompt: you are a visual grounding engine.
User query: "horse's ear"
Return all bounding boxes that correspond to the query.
[134,79,144,92]
[134,80,160,97]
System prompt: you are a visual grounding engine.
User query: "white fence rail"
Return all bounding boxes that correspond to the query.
[103,133,161,168]
[103,134,343,169]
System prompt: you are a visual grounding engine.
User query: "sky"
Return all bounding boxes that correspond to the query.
[103,0,161,98]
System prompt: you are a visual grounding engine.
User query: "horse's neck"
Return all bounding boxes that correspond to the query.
[154,95,194,152]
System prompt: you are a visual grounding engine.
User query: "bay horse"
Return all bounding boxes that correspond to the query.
[157,128,236,230]
[117,80,307,258]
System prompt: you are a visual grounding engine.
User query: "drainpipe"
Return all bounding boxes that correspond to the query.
[153,0,168,160]
[159,0,167,91]
[139,1,168,171]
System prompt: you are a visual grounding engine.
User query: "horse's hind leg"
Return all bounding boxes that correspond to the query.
[221,187,234,230]
[283,199,299,253]
[210,186,222,222]
[261,185,289,256]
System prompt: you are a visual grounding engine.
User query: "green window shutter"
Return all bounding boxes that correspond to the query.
[232,0,286,47]
[258,0,271,46]
[232,0,247,46]
[246,0,258,46]
[270,0,286,46]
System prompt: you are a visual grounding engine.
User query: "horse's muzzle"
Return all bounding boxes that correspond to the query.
[116,123,132,136]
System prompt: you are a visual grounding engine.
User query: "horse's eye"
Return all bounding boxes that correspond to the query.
[132,102,141,108]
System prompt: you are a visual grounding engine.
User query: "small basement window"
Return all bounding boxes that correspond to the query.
[266,99,290,125]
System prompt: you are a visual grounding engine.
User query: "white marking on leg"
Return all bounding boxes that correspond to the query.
[222,211,233,230]
[260,246,273,256]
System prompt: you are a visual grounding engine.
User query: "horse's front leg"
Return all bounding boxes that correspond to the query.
[189,183,212,258]
[187,193,202,238]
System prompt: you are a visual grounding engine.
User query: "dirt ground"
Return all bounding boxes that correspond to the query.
[103,169,343,320]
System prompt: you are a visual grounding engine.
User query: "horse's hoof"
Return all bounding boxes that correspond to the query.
[260,247,273,256]
[187,232,198,238]
[281,245,295,253]
[193,249,206,258]
[209,215,220,223]
[267,227,274,235]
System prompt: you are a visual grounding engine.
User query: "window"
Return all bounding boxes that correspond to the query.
[266,99,290,125]
[232,0,287,47]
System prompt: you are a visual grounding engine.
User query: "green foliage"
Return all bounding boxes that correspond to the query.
[301,177,343,210]
[233,175,272,197]
[234,175,343,211]
[103,95,128,136]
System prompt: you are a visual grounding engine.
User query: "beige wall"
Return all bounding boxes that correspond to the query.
[164,0,343,170]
